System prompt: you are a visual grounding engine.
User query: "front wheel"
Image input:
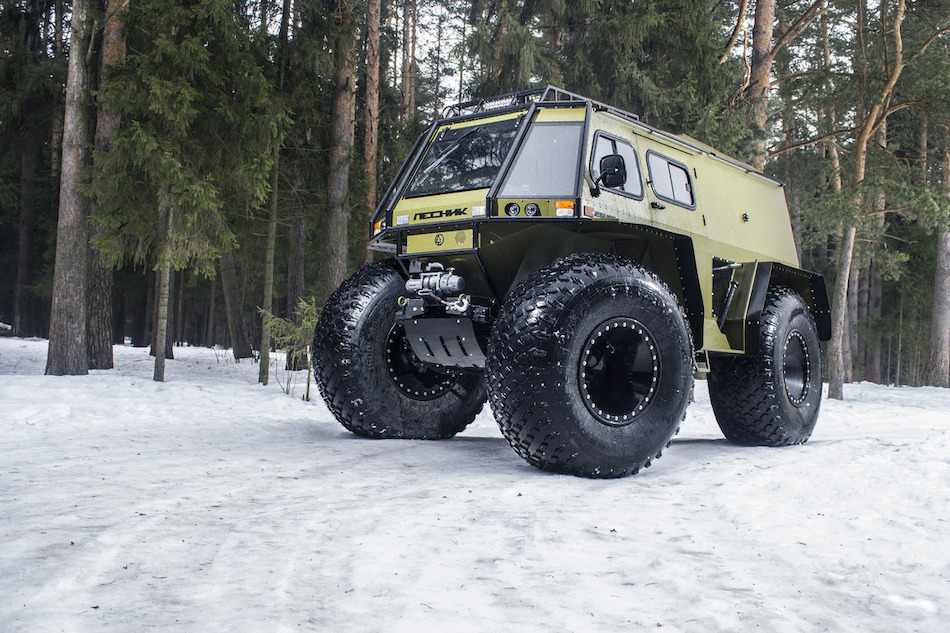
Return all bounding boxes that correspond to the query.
[708,286,822,446]
[313,261,486,439]
[486,253,694,478]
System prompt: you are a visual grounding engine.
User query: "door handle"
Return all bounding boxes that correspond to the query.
[651,201,666,210]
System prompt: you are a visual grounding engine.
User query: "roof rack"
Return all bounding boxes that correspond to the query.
[441,85,640,125]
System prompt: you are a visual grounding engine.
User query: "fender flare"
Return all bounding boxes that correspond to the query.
[744,262,831,354]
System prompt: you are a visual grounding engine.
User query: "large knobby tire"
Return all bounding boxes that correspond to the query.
[313,261,486,439]
[708,286,822,446]
[486,253,694,478]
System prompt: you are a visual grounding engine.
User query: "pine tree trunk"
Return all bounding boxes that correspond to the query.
[153,189,174,382]
[846,260,860,383]
[86,0,127,370]
[258,0,293,385]
[205,272,217,347]
[857,262,869,378]
[747,0,776,171]
[14,148,36,336]
[87,250,114,368]
[259,167,278,384]
[220,252,253,360]
[926,147,950,387]
[777,15,801,259]
[400,2,411,120]
[828,224,856,399]
[150,260,174,360]
[175,268,185,345]
[865,255,883,383]
[408,1,417,117]
[285,214,306,371]
[362,0,381,266]
[49,0,65,217]
[864,124,888,384]
[47,0,94,376]
[432,6,444,118]
[321,3,358,303]
[895,295,903,387]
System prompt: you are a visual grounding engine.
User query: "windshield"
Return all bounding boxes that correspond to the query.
[404,116,522,198]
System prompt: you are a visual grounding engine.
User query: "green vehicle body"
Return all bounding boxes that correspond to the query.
[368,86,831,365]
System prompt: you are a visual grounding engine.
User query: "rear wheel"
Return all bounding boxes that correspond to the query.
[708,286,822,445]
[486,253,694,478]
[313,261,486,439]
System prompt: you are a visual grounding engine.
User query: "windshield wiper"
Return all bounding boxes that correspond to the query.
[420,127,480,178]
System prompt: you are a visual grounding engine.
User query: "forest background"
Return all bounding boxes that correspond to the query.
[1,0,949,396]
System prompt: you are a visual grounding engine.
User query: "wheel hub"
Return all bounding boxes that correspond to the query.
[385,325,458,400]
[783,330,810,407]
[579,318,659,426]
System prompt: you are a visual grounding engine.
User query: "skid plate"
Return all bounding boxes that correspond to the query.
[402,317,486,368]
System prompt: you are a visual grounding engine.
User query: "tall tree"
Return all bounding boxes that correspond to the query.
[362,0,382,265]
[259,0,293,385]
[321,0,358,302]
[927,144,950,387]
[87,0,129,370]
[743,0,824,170]
[46,0,95,376]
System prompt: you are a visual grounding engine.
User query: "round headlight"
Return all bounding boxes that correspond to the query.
[524,203,540,217]
[505,203,521,216]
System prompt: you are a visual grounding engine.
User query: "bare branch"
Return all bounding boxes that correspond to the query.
[905,23,950,66]
[768,0,826,62]
[718,0,750,65]
[767,127,857,161]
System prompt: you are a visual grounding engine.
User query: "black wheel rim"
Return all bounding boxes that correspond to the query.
[385,325,457,400]
[783,330,810,406]
[579,318,660,426]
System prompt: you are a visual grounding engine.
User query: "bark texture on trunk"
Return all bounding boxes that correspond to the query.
[828,224,857,399]
[285,214,306,371]
[747,0,776,171]
[152,187,175,382]
[362,0,381,265]
[321,3,357,303]
[86,0,128,370]
[926,148,950,387]
[47,0,93,376]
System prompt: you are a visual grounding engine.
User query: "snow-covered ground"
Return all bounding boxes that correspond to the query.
[1,337,948,633]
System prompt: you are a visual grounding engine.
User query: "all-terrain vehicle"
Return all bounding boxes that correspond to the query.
[313,86,830,478]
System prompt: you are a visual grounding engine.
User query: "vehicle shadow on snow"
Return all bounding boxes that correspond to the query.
[330,430,539,475]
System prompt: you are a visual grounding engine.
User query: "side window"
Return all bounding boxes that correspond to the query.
[647,151,695,208]
[589,132,643,199]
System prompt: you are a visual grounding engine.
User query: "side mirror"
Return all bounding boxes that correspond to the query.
[598,154,627,188]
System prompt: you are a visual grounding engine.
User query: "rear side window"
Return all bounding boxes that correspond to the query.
[590,132,643,199]
[647,151,695,208]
